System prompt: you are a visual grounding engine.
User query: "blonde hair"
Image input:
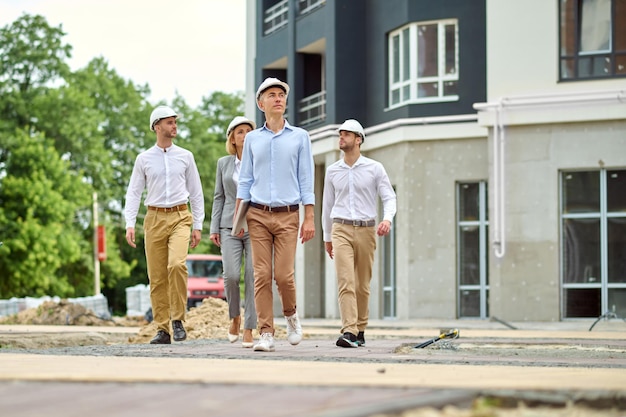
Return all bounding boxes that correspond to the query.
[226,131,237,155]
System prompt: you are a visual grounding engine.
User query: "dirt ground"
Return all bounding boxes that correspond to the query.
[0,297,284,349]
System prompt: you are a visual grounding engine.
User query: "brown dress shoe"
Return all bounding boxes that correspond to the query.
[150,330,171,344]
[172,320,187,341]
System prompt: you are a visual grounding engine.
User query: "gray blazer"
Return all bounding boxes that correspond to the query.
[209,155,238,233]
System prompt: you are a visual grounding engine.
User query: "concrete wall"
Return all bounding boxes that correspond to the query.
[488,120,626,321]
[334,125,489,320]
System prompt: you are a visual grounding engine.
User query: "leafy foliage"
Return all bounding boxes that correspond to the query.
[0,131,90,297]
[0,13,245,313]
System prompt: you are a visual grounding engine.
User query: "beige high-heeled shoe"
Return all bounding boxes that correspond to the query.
[242,328,254,348]
[228,316,240,343]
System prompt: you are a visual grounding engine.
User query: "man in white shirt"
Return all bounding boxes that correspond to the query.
[124,105,205,344]
[322,119,397,348]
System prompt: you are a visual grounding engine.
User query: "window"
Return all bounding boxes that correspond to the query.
[561,169,626,318]
[559,0,626,80]
[457,182,489,318]
[187,259,223,278]
[298,0,325,15]
[388,20,459,108]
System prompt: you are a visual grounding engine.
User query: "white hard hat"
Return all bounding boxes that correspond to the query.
[337,119,365,142]
[256,77,290,101]
[227,116,256,137]
[149,105,178,131]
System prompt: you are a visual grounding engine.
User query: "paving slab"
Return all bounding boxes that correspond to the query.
[1,318,625,417]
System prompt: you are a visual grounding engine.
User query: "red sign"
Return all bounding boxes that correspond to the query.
[97,225,106,261]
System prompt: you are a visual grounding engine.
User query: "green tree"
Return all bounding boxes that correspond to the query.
[42,58,153,302]
[0,12,247,314]
[0,131,90,298]
[0,14,147,305]
[0,13,71,130]
[171,91,246,255]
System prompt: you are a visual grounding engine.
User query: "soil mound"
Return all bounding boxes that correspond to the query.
[129,297,285,343]
[0,299,117,326]
[0,297,285,347]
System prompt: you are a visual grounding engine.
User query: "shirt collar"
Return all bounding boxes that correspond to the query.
[340,154,365,168]
[261,119,292,134]
[155,143,174,153]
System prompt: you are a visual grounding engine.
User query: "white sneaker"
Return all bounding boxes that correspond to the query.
[285,312,302,345]
[253,333,275,352]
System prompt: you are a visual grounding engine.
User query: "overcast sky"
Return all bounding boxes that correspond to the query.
[0,0,247,107]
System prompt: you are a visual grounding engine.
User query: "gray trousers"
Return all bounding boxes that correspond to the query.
[220,229,256,330]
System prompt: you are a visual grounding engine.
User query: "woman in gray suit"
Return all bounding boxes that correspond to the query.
[209,116,256,347]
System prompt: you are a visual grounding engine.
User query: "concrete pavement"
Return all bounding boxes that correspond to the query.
[0,317,625,416]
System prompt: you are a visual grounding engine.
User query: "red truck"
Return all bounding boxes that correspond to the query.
[186,254,225,308]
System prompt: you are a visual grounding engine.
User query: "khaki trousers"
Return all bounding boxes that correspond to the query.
[332,223,376,336]
[246,207,299,335]
[144,209,192,334]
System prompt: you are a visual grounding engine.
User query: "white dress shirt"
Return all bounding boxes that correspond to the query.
[233,155,241,186]
[322,155,397,242]
[124,144,205,230]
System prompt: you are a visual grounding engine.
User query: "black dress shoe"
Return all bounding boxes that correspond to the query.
[356,331,365,347]
[172,320,187,341]
[150,330,171,344]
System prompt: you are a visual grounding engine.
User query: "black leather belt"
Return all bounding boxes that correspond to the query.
[249,202,299,213]
[333,218,376,227]
[147,204,188,212]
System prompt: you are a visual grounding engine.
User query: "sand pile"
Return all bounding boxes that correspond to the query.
[130,297,231,343]
[0,297,286,346]
[0,300,118,326]
[129,297,286,343]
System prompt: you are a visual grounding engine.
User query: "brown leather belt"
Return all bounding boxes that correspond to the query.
[147,204,188,213]
[249,202,299,213]
[333,218,376,227]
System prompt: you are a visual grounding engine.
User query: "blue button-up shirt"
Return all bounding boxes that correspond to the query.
[237,120,315,207]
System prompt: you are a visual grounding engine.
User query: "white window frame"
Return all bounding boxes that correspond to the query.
[388,19,459,109]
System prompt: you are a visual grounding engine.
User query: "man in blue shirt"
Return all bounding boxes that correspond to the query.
[235,77,315,352]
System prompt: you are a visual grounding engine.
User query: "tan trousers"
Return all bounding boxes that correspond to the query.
[144,209,192,334]
[332,223,376,336]
[246,208,299,335]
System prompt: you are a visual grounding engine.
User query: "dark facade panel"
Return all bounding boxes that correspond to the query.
[331,0,368,124]
[364,0,487,125]
[256,29,289,69]
[294,3,329,50]
[254,0,486,128]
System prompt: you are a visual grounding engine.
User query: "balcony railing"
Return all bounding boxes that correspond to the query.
[264,0,326,35]
[299,90,326,125]
[298,0,325,15]
[264,0,288,35]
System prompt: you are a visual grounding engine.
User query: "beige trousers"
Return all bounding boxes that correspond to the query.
[332,223,376,336]
[144,209,192,334]
[246,207,299,335]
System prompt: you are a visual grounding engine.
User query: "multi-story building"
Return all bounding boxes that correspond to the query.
[245,0,626,323]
